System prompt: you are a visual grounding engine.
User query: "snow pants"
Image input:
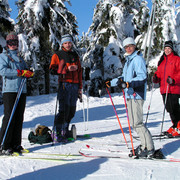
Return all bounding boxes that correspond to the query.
[0,93,26,150]
[126,99,154,151]
[162,93,180,128]
[54,82,79,135]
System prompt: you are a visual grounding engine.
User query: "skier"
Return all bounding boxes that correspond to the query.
[0,32,34,155]
[110,37,155,158]
[153,40,180,137]
[49,34,82,142]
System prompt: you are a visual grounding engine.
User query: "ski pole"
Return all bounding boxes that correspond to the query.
[86,81,90,131]
[82,89,87,131]
[1,78,26,148]
[160,83,169,139]
[106,87,128,148]
[122,90,135,156]
[51,92,59,146]
[145,83,155,126]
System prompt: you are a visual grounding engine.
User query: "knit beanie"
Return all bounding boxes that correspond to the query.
[164,40,173,50]
[6,32,18,41]
[123,37,136,48]
[61,34,72,45]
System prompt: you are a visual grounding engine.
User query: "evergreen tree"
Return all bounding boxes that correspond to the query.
[16,0,78,95]
[83,0,148,96]
[0,0,14,104]
[175,0,180,55]
[0,0,14,48]
[144,0,177,59]
[84,0,123,96]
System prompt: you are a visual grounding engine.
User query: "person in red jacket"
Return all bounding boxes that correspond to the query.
[50,34,82,142]
[153,40,180,136]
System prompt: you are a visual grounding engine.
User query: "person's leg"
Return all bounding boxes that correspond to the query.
[0,93,17,150]
[128,99,154,151]
[11,94,26,149]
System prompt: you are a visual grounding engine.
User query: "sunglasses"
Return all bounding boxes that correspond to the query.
[124,44,135,49]
[7,40,19,46]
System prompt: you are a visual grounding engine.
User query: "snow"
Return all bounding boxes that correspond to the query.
[0,87,179,179]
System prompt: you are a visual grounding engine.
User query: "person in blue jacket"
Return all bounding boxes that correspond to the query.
[111,37,154,158]
[0,32,34,155]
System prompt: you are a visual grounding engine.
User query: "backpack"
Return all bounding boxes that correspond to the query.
[28,125,53,144]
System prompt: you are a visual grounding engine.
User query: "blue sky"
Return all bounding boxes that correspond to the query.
[9,0,152,36]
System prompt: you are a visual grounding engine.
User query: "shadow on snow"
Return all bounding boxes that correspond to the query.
[11,158,108,180]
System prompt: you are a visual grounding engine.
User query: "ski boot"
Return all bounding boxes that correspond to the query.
[0,148,13,156]
[129,145,142,157]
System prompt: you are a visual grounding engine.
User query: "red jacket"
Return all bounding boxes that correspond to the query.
[154,52,180,95]
[50,49,82,89]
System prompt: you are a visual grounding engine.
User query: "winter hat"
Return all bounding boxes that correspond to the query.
[164,40,173,50]
[61,34,72,45]
[6,32,18,41]
[123,37,136,48]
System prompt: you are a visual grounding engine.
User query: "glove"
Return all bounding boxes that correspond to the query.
[167,76,174,85]
[127,88,134,95]
[152,74,159,83]
[78,89,82,103]
[17,70,34,78]
[50,64,58,75]
[117,78,129,89]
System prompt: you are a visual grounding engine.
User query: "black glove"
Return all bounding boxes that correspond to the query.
[78,89,83,103]
[152,74,159,83]
[117,79,128,89]
[167,76,175,85]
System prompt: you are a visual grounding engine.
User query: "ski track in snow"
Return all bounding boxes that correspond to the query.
[0,89,179,179]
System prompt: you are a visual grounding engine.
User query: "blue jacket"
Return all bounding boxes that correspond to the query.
[0,48,27,93]
[122,51,147,100]
[111,51,147,100]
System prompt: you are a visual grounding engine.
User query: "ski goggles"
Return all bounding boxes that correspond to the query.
[7,40,19,46]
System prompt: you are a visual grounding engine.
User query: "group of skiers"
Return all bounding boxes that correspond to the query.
[0,31,179,158]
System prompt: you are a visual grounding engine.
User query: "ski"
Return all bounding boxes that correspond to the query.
[77,134,91,139]
[21,152,81,157]
[85,144,123,153]
[133,134,180,140]
[133,131,180,140]
[0,150,82,162]
[0,155,80,162]
[79,149,180,162]
[79,145,180,163]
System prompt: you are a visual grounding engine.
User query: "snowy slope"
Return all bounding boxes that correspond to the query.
[0,88,179,180]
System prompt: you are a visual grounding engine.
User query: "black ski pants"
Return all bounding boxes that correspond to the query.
[0,93,26,150]
[54,82,78,133]
[162,93,180,127]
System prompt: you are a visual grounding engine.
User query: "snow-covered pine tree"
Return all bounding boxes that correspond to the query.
[144,0,177,60]
[83,0,148,96]
[133,1,149,52]
[0,0,14,104]
[175,0,180,55]
[0,0,14,49]
[16,0,78,95]
[83,0,125,96]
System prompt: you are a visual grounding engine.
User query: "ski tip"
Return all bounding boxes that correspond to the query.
[22,149,29,153]
[84,134,90,138]
[12,152,20,156]
[67,137,75,142]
